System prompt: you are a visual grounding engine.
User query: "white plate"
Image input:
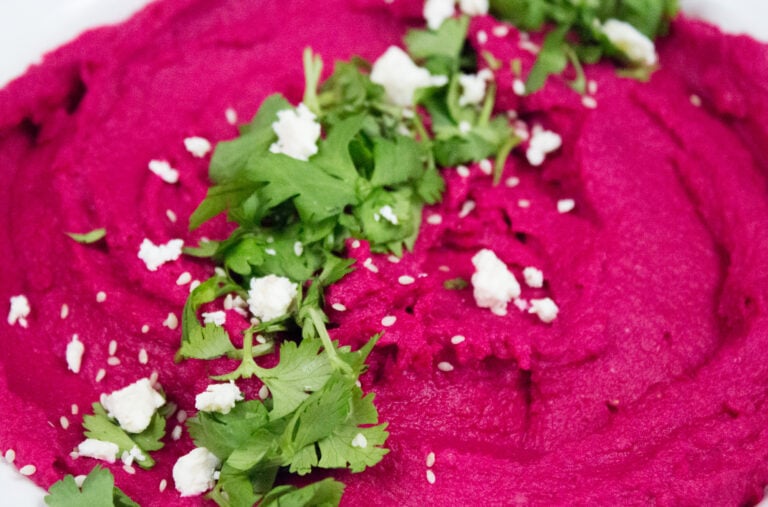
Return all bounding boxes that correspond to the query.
[0,1,766,505]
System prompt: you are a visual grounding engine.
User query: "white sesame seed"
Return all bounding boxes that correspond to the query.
[95,368,106,382]
[582,96,598,109]
[19,465,36,476]
[381,315,397,327]
[519,40,540,54]
[398,275,415,286]
[163,313,179,330]
[60,416,69,429]
[437,361,454,372]
[477,30,488,44]
[149,371,159,386]
[456,165,470,178]
[159,479,168,492]
[171,425,183,441]
[458,121,471,134]
[108,340,117,356]
[426,469,436,484]
[74,475,87,488]
[293,241,303,257]
[450,335,466,345]
[492,25,509,37]
[258,385,270,400]
[587,79,598,95]
[518,199,531,208]
[69,451,79,460]
[176,272,192,285]
[351,433,368,449]
[123,464,136,475]
[505,176,520,188]
[138,349,149,365]
[351,240,361,249]
[513,79,526,96]
[513,298,529,311]
[141,324,150,334]
[363,258,379,273]
[426,452,436,467]
[225,107,238,125]
[60,304,69,319]
[557,198,576,213]
[438,265,450,272]
[107,356,121,366]
[96,291,107,303]
[71,404,78,415]
[5,449,16,463]
[166,209,178,223]
[690,94,702,107]
[189,280,201,292]
[255,334,267,344]
[331,303,347,312]
[426,214,442,225]
[478,159,492,175]
[387,254,401,263]
[459,200,476,218]
[265,248,276,256]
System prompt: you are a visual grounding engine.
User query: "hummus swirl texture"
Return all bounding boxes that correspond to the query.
[1,0,767,505]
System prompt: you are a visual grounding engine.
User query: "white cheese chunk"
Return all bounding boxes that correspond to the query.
[522,267,544,288]
[379,205,399,225]
[147,159,179,184]
[195,382,243,415]
[602,19,658,67]
[458,69,493,107]
[173,447,221,497]
[526,125,562,166]
[100,378,165,433]
[7,294,30,327]
[66,334,85,373]
[138,238,184,271]
[424,0,455,30]
[247,274,298,322]
[529,297,560,323]
[471,249,521,316]
[371,46,448,107]
[201,311,226,327]
[557,198,576,213]
[459,0,489,16]
[76,438,120,463]
[269,103,321,161]
[183,136,212,158]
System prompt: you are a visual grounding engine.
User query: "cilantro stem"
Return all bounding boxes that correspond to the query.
[308,308,352,375]
[214,328,269,380]
[492,135,518,185]
[478,82,497,127]
[303,47,323,115]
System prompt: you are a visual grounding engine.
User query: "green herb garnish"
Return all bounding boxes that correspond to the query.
[66,228,106,244]
[45,466,138,507]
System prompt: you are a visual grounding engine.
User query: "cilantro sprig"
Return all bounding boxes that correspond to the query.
[45,466,138,507]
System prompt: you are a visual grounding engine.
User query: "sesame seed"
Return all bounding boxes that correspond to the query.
[450,335,466,345]
[513,298,529,311]
[519,40,540,54]
[138,349,149,365]
[258,385,270,400]
[163,313,179,330]
[171,425,183,441]
[351,433,368,449]
[513,79,526,96]
[95,369,106,382]
[225,107,238,125]
[381,315,397,327]
[149,371,159,386]
[265,248,276,256]
[108,340,117,356]
[176,410,188,424]
[60,304,69,319]
[19,465,36,476]
[437,361,454,372]
[123,464,136,475]
[74,475,87,487]
[159,479,168,492]
[176,272,192,285]
[189,280,201,292]
[4,449,16,463]
[293,241,303,257]
[518,199,531,208]
[141,324,150,334]
[438,265,450,272]
[426,452,436,468]
[331,303,347,312]
[387,254,401,263]
[426,469,436,484]
[426,214,442,225]
[363,258,379,273]
[505,176,520,188]
[351,240,361,249]
[478,159,492,175]
[492,25,509,37]
[107,357,121,366]
[557,198,576,213]
[71,404,79,415]
[255,334,267,344]
[398,275,415,286]
[477,30,488,44]
[459,200,476,218]
[582,96,598,109]
[96,291,107,303]
[60,416,69,429]
[456,165,470,178]
[690,94,702,107]
[69,451,79,460]
[587,80,598,95]
[166,209,177,223]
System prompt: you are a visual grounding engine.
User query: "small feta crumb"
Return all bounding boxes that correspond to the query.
[66,334,85,374]
[173,447,221,497]
[456,165,470,178]
[331,303,347,312]
[171,425,183,441]
[459,200,476,218]
[512,79,526,96]
[437,361,454,372]
[225,107,238,125]
[107,356,121,366]
[458,70,493,107]
[450,335,466,345]
[351,433,368,449]
[138,238,184,271]
[398,275,416,286]
[258,385,270,400]
[202,311,226,327]
[184,136,212,158]
[690,94,702,107]
[602,19,657,67]
[381,315,397,327]
[351,239,361,249]
[528,297,559,323]
[121,446,146,466]
[96,291,107,303]
[379,205,399,225]
[427,214,442,225]
[148,160,179,184]
[426,469,436,484]
[505,176,520,188]
[513,298,528,311]
[458,121,471,134]
[163,312,179,330]
[138,348,149,365]
[557,198,576,213]
[101,378,165,433]
[471,249,521,316]
[77,439,119,463]
[423,0,455,30]
[526,125,562,167]
[269,103,321,161]
[166,209,178,223]
[581,96,598,109]
[523,267,544,288]
[293,241,303,257]
[60,303,69,319]
[426,451,436,467]
[459,0,488,16]
[7,295,30,328]
[264,248,277,256]
[176,272,192,285]
[247,275,298,322]
[19,465,36,476]
[95,368,106,382]
[195,382,243,414]
[371,46,448,106]
[492,25,509,37]
[363,258,379,273]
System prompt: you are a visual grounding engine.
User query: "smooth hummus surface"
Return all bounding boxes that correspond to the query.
[1,0,767,505]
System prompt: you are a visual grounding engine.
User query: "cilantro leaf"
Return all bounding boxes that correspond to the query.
[405,16,469,62]
[45,466,138,507]
[260,478,345,507]
[178,276,240,361]
[65,228,106,244]
[187,400,271,460]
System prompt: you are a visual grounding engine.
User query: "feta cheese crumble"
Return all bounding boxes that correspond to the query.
[247,275,298,322]
[371,46,448,107]
[523,267,544,288]
[76,438,120,463]
[183,136,212,158]
[100,378,165,433]
[379,205,399,225]
[66,334,85,373]
[602,19,658,67]
[7,295,30,327]
[458,69,493,107]
[459,0,488,16]
[471,249,521,316]
[201,311,226,326]
[423,0,455,30]
[557,198,576,213]
[528,297,560,323]
[269,103,321,161]
[138,238,184,271]
[195,382,243,414]
[526,125,562,166]
[147,159,179,184]
[173,447,221,497]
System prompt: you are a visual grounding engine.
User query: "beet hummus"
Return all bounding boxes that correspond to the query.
[2,0,768,505]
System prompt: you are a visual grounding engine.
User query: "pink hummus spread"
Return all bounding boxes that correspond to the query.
[1,0,768,505]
